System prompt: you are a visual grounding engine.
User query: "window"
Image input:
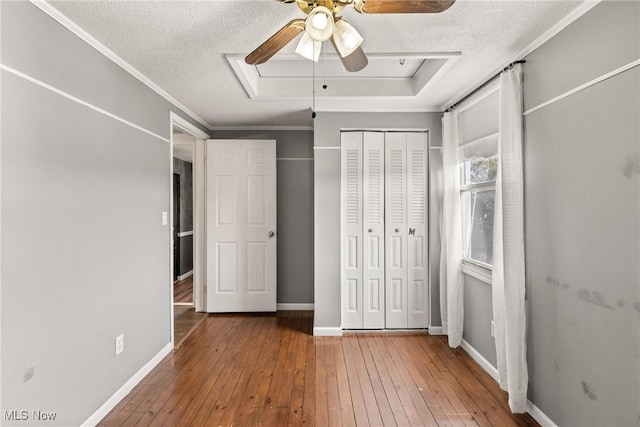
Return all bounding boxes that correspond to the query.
[461,154,497,267]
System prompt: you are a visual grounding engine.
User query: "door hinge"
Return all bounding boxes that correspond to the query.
[205,156,208,165]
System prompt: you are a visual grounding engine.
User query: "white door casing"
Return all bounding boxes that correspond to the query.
[206,139,277,312]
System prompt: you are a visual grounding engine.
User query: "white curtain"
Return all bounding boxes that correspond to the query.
[439,111,464,347]
[492,63,528,413]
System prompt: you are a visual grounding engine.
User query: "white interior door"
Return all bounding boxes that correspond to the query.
[385,133,409,328]
[363,132,385,328]
[206,139,277,312]
[341,132,364,328]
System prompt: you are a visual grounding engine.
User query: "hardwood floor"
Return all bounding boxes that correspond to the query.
[99,311,539,427]
[173,306,207,348]
[174,276,193,304]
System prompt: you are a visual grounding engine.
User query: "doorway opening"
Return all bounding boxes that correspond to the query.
[170,113,208,347]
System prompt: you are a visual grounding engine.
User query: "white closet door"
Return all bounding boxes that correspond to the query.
[205,139,277,312]
[407,133,429,328]
[385,133,408,328]
[363,132,385,328]
[341,132,363,329]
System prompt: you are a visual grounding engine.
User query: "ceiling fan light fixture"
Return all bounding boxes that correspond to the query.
[305,6,335,41]
[333,19,363,57]
[295,32,322,62]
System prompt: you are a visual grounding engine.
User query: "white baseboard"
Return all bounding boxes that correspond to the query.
[277,303,314,311]
[313,327,343,336]
[81,342,172,427]
[460,339,499,382]
[460,339,557,427]
[176,270,193,281]
[527,401,558,427]
[428,326,445,335]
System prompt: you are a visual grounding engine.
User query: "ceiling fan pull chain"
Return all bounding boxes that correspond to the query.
[322,41,329,90]
[312,42,316,118]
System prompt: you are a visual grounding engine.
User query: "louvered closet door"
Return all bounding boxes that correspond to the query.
[341,131,429,330]
[407,133,429,328]
[341,132,363,329]
[363,132,385,328]
[385,133,408,329]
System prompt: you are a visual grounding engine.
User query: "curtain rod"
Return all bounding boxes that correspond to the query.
[445,60,526,113]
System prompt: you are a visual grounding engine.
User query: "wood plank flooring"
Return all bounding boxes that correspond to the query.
[174,276,193,304]
[99,311,539,427]
[173,306,208,348]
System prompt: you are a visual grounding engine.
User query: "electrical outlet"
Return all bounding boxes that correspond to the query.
[115,334,124,356]
[490,321,495,337]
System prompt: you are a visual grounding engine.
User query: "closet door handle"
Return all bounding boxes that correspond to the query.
[395,228,400,233]
[368,228,373,233]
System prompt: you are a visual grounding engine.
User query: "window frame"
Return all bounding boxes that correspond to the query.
[460,164,495,285]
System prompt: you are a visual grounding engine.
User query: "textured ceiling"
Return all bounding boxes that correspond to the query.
[50,0,583,128]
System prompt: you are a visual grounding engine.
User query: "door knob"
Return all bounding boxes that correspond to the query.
[268,231,275,238]
[395,228,400,233]
[368,228,373,233]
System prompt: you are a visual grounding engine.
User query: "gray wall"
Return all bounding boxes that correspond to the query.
[173,158,194,276]
[457,2,639,425]
[313,112,442,329]
[462,276,496,367]
[522,2,639,425]
[1,2,206,425]
[210,130,314,304]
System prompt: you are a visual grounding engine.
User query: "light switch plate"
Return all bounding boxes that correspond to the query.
[162,211,168,226]
[115,334,124,355]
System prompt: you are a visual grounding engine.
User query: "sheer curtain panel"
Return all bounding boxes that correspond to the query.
[492,63,528,413]
[439,111,464,347]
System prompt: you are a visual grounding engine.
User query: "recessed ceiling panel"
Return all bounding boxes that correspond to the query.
[228,53,461,99]
[256,56,425,79]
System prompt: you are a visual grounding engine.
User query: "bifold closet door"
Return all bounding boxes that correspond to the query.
[362,132,385,328]
[406,133,429,328]
[341,132,364,328]
[341,131,428,330]
[341,132,386,329]
[384,133,408,328]
[384,132,429,329]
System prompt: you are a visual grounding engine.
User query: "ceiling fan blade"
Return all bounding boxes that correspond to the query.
[245,19,305,65]
[331,37,369,72]
[354,0,455,14]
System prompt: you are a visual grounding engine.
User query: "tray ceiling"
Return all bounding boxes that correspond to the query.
[49,0,585,128]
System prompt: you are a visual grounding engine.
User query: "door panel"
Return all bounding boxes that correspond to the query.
[385,132,408,328]
[407,132,429,328]
[206,139,277,312]
[363,132,385,328]
[217,242,238,293]
[341,132,364,328]
[246,242,267,292]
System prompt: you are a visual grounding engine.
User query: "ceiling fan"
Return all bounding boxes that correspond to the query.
[245,0,455,73]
